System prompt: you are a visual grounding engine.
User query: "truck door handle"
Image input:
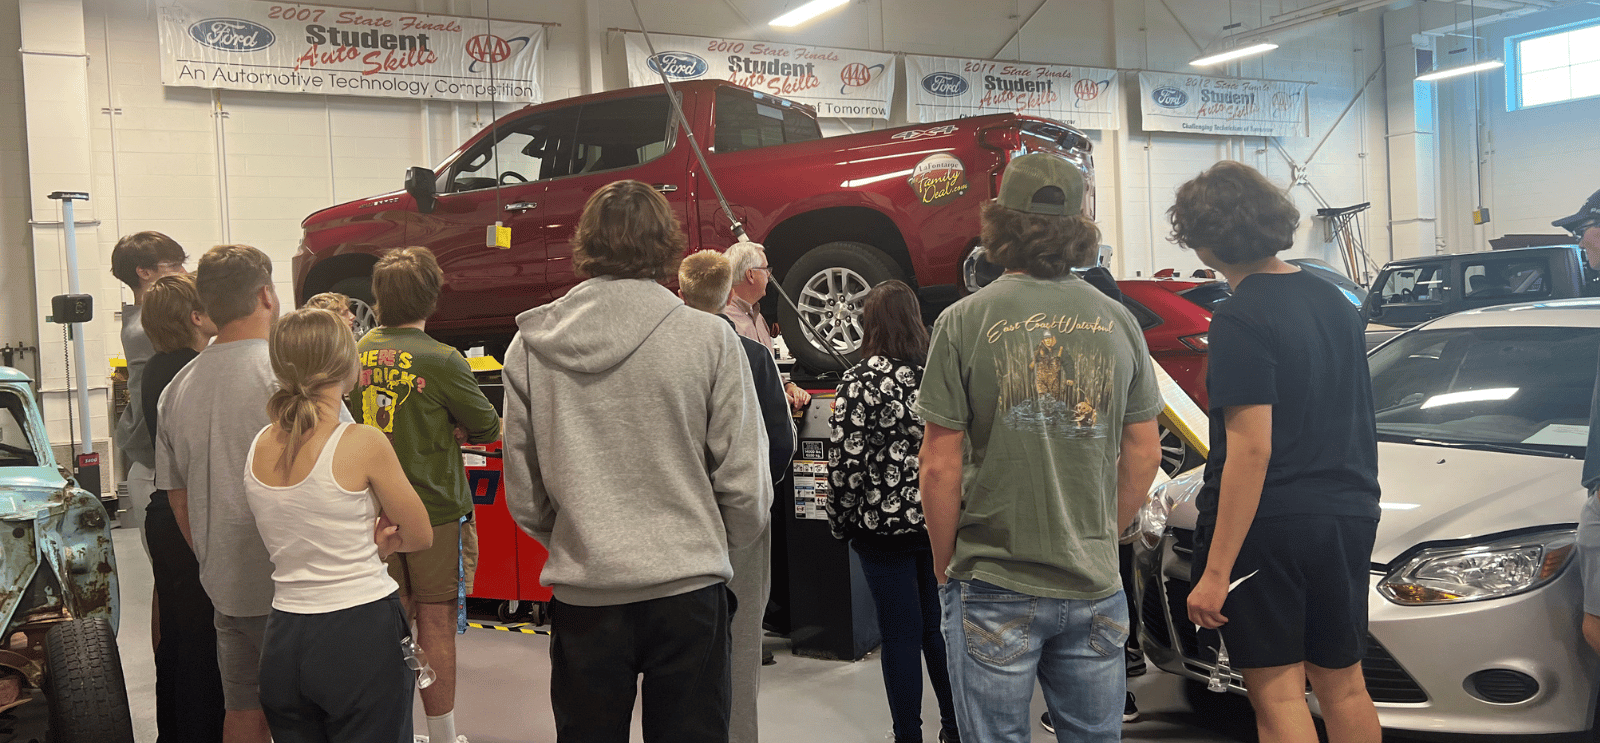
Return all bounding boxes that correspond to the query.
[504,201,537,212]
[651,184,679,193]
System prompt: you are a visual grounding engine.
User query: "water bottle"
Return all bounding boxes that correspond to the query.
[401,634,437,689]
[1207,638,1231,693]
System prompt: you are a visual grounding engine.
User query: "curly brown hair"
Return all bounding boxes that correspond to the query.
[573,180,687,281]
[1167,161,1300,265]
[980,201,1101,279]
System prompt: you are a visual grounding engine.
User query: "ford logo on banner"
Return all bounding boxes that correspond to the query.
[189,18,276,52]
[647,52,709,80]
[921,72,969,97]
[1152,86,1189,109]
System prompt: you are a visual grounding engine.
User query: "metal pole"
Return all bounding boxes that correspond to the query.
[60,197,94,455]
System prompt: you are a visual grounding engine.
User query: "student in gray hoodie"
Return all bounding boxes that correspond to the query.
[502,180,773,743]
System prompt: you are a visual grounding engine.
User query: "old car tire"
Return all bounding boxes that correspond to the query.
[778,242,904,373]
[330,276,378,338]
[43,618,134,743]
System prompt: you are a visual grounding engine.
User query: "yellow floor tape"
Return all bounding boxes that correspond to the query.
[466,621,552,636]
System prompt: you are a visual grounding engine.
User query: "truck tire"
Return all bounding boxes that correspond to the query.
[330,276,378,338]
[43,619,134,743]
[777,242,904,373]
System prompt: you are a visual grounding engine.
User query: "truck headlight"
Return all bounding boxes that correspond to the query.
[1129,471,1203,549]
[1379,530,1576,605]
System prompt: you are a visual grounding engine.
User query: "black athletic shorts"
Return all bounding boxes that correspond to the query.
[1191,514,1379,670]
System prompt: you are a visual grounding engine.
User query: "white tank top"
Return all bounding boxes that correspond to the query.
[244,422,399,613]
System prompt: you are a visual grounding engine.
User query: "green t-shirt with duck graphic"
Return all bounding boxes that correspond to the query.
[351,327,502,525]
[915,273,1162,599]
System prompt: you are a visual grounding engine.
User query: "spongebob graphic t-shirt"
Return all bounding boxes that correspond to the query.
[351,327,502,526]
[917,272,1162,599]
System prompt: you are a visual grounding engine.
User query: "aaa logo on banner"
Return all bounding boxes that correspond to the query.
[623,32,896,119]
[1138,71,1308,137]
[158,1,545,103]
[903,55,1120,131]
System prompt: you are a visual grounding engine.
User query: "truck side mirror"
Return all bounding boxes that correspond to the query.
[405,166,437,214]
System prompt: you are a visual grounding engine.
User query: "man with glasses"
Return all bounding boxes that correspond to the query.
[1560,190,1600,657]
[110,231,189,533]
[723,241,810,412]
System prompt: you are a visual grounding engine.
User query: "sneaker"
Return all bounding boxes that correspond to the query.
[938,728,960,743]
[1125,646,1147,677]
[1124,692,1140,723]
[1039,711,1054,734]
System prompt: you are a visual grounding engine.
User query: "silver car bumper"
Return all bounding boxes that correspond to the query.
[1136,528,1600,737]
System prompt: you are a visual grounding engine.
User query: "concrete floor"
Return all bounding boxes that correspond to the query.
[87,526,1437,743]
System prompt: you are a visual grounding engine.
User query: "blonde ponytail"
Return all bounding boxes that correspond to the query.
[267,308,358,474]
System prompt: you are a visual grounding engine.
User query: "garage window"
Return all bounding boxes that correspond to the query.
[1507,20,1600,110]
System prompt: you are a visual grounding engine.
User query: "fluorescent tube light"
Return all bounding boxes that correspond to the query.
[769,0,850,28]
[1416,59,1504,82]
[1190,42,1279,67]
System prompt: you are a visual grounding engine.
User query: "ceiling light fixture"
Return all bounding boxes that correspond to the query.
[1415,58,1504,82]
[769,0,849,28]
[1190,41,1279,67]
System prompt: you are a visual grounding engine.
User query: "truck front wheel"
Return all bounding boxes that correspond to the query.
[330,276,378,338]
[43,618,135,743]
[777,242,904,372]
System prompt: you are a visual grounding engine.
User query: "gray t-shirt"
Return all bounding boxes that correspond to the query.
[155,339,281,617]
[916,273,1162,600]
[116,304,156,468]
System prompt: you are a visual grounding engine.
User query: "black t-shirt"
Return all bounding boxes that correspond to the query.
[142,348,200,444]
[1196,270,1380,527]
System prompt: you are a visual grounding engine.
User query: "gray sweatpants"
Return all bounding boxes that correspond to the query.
[727,523,773,743]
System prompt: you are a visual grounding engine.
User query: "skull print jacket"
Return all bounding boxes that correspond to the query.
[826,355,930,549]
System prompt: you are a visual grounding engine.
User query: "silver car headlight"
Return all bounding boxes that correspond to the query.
[1126,472,1204,549]
[1378,529,1576,605]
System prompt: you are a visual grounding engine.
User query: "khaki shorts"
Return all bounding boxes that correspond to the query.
[387,520,466,604]
[462,517,478,595]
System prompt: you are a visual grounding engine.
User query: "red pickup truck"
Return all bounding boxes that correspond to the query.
[294,80,1093,369]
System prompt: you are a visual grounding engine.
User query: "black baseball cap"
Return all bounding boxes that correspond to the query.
[1553,188,1600,232]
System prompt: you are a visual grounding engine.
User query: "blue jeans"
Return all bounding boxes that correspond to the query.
[852,542,958,741]
[939,579,1128,743]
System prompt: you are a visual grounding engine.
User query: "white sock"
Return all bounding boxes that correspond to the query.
[426,711,457,742]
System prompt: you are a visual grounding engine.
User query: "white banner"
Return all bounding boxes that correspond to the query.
[158,1,544,103]
[904,55,1120,130]
[623,32,895,119]
[1138,71,1308,137]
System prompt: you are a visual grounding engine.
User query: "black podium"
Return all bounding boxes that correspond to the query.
[781,394,881,661]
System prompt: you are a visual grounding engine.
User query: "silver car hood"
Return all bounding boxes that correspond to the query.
[1167,441,1586,564]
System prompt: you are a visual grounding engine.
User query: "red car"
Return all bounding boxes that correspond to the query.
[1116,278,1225,474]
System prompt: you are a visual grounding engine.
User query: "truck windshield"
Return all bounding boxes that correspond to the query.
[0,391,40,467]
[1367,326,1599,457]
[714,88,821,154]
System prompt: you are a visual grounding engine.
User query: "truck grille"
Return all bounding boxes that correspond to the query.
[1153,563,1428,704]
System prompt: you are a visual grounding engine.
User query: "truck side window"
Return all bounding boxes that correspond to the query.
[1462,258,1550,299]
[0,392,38,468]
[714,87,822,154]
[1378,266,1446,305]
[448,109,578,193]
[568,95,674,176]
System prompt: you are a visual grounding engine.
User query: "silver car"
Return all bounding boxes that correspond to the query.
[1132,297,1600,738]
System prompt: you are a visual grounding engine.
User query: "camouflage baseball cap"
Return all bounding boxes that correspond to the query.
[996,152,1085,217]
